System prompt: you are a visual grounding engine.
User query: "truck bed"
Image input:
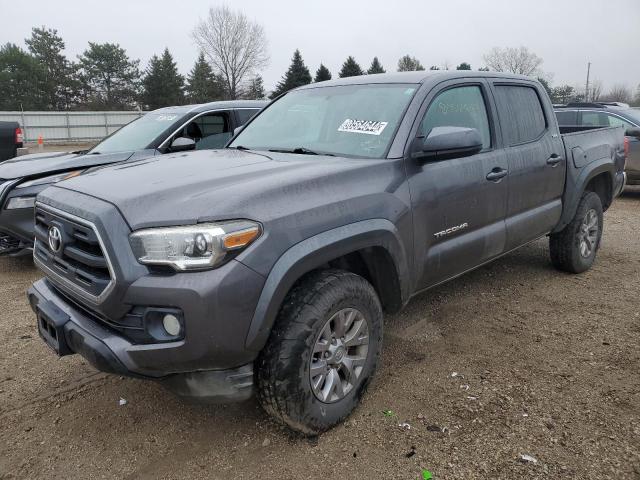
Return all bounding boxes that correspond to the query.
[554,125,626,233]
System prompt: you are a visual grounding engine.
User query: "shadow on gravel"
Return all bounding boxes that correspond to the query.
[0,254,37,271]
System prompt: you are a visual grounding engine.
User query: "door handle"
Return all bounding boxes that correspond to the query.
[547,154,562,166]
[486,168,508,182]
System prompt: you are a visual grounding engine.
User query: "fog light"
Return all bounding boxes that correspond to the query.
[162,314,181,336]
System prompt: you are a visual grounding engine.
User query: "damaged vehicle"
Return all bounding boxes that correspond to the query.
[0,100,266,256]
[28,72,625,434]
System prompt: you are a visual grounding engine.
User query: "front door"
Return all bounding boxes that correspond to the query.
[406,81,509,290]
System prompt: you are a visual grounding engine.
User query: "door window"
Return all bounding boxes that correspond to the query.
[236,109,261,126]
[175,112,231,150]
[494,85,546,145]
[555,110,577,126]
[420,85,491,149]
[606,114,634,129]
[580,111,609,127]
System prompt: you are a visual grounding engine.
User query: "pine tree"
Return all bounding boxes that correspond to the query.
[25,26,79,109]
[397,55,425,72]
[185,52,225,103]
[314,63,332,82]
[339,56,364,78]
[0,43,47,110]
[78,42,141,110]
[367,57,385,74]
[456,62,472,70]
[141,48,184,110]
[245,75,265,99]
[270,49,312,99]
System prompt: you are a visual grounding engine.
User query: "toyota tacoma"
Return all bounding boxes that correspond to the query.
[27,72,626,434]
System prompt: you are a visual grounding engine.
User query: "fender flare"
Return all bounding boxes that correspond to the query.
[553,159,615,233]
[243,219,410,351]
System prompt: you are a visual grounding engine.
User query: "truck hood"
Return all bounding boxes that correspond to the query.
[53,148,384,230]
[0,150,140,180]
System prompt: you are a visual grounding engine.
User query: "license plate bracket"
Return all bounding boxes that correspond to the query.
[36,300,72,356]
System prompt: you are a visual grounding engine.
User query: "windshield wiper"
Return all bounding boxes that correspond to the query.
[268,147,334,156]
[232,145,251,151]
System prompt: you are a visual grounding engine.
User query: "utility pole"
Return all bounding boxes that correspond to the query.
[585,62,591,102]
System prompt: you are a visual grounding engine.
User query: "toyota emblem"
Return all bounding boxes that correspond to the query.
[48,226,63,254]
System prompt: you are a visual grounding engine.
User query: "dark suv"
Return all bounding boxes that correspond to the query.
[555,102,640,185]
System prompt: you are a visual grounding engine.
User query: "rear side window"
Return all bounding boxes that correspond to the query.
[236,109,260,126]
[420,85,491,149]
[495,85,546,145]
[606,114,634,129]
[555,110,577,126]
[580,111,609,127]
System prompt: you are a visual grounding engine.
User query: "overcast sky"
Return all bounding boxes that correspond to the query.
[2,0,639,94]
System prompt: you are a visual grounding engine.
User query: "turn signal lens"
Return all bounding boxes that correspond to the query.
[222,227,260,250]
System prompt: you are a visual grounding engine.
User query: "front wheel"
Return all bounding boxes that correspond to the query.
[256,269,383,435]
[550,191,603,273]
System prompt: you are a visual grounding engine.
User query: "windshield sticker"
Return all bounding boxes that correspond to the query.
[156,114,178,121]
[338,119,388,136]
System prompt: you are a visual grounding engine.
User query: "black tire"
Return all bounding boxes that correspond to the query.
[256,269,383,435]
[549,191,603,274]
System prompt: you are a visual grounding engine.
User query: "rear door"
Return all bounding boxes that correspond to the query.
[491,82,565,250]
[406,80,509,290]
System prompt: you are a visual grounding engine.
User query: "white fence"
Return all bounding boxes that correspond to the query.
[0,111,146,143]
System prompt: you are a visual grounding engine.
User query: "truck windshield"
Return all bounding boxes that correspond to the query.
[89,112,185,154]
[229,84,418,158]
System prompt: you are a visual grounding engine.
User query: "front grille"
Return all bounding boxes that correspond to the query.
[33,205,114,303]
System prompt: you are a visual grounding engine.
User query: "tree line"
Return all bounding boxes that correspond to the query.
[0,26,261,111]
[1,11,639,111]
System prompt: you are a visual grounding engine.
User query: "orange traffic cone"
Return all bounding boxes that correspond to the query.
[37,135,44,151]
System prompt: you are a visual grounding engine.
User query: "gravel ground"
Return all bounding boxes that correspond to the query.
[0,189,639,480]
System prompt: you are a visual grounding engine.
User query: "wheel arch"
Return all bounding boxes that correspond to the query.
[553,161,614,233]
[243,219,410,351]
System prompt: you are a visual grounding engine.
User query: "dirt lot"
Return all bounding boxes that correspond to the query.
[1,190,639,480]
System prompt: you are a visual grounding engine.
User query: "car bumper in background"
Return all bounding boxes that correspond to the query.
[614,171,626,196]
[0,205,35,256]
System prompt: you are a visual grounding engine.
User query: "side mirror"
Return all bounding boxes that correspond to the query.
[170,137,196,152]
[625,127,640,139]
[233,126,244,137]
[412,126,483,161]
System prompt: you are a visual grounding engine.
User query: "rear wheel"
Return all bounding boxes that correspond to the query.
[256,269,383,435]
[550,191,603,273]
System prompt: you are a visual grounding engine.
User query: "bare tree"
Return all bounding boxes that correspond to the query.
[482,46,543,76]
[600,84,633,104]
[589,79,603,102]
[192,6,269,99]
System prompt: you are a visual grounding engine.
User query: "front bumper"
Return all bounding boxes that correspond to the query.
[28,278,255,402]
[0,205,34,256]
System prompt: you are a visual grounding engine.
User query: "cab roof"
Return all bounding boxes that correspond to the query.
[296,70,533,90]
[152,99,269,115]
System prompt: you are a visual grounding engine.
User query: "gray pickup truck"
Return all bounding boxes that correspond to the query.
[27,71,625,435]
[0,100,265,256]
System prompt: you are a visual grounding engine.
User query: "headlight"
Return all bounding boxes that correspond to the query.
[17,170,82,189]
[129,220,261,271]
[5,196,36,210]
